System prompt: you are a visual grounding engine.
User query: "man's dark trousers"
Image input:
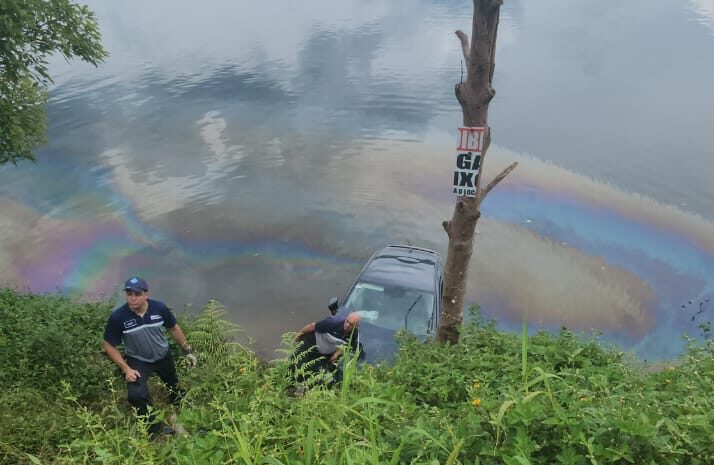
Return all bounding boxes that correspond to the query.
[289,333,339,386]
[126,352,183,435]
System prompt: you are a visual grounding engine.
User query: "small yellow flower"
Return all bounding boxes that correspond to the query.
[472,382,481,389]
[240,367,247,374]
[579,396,589,402]
[471,398,481,407]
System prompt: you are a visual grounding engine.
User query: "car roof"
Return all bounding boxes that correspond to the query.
[357,245,440,293]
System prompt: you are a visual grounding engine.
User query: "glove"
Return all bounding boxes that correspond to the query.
[183,345,198,368]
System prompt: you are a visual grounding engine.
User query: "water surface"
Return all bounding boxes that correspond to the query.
[1,0,713,359]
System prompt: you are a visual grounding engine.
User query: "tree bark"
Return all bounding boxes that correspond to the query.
[437,0,516,344]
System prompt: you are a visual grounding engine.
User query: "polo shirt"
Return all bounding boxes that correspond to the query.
[314,315,359,355]
[103,299,177,363]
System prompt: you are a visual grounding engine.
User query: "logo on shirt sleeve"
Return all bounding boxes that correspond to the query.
[123,319,138,329]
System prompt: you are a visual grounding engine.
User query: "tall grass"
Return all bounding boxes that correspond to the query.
[521,312,528,388]
[2,290,714,464]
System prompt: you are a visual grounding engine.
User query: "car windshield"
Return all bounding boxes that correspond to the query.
[343,282,435,336]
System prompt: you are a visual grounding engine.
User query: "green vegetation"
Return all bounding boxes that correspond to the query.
[1,289,713,464]
[0,0,107,165]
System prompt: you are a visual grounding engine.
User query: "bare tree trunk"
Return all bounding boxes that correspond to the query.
[437,0,517,344]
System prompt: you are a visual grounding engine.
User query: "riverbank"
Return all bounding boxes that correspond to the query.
[1,288,712,464]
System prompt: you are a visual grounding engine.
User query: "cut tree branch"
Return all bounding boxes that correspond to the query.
[442,220,452,238]
[481,161,518,199]
[487,0,504,12]
[455,30,470,70]
[481,87,496,105]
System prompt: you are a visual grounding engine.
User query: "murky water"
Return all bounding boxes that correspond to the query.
[1,0,713,359]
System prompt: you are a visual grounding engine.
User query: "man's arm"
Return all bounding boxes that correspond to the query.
[168,324,198,367]
[168,324,190,351]
[295,322,316,340]
[329,347,342,363]
[331,328,360,363]
[102,340,141,382]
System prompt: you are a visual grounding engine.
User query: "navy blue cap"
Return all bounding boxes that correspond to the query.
[123,276,148,292]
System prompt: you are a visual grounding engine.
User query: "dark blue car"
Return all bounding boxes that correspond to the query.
[330,244,444,363]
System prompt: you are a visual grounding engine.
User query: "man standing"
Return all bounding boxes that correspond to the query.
[102,277,196,438]
[290,312,362,388]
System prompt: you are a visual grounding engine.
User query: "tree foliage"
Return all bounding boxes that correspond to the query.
[0,0,107,165]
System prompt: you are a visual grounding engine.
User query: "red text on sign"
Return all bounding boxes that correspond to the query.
[456,127,486,153]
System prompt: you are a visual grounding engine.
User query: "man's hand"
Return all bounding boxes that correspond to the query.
[124,368,141,382]
[183,345,198,368]
[185,352,198,368]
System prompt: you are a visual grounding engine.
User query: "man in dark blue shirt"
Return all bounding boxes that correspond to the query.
[289,313,361,389]
[103,276,196,438]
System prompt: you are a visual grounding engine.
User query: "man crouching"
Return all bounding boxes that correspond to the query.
[289,312,362,390]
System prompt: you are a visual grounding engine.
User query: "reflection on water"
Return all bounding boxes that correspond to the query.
[1,0,713,359]
[690,0,714,31]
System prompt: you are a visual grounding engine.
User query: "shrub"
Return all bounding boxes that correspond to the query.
[5,292,714,464]
[0,289,115,401]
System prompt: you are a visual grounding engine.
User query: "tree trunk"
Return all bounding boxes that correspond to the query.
[437,0,517,344]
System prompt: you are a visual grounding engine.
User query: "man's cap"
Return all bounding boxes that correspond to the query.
[123,276,148,292]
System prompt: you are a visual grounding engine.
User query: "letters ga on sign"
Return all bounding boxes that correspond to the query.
[456,127,486,153]
[452,152,481,198]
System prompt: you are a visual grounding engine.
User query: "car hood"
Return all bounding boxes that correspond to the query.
[357,321,430,364]
[356,322,399,364]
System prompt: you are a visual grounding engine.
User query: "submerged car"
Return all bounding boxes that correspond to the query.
[330,244,444,363]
